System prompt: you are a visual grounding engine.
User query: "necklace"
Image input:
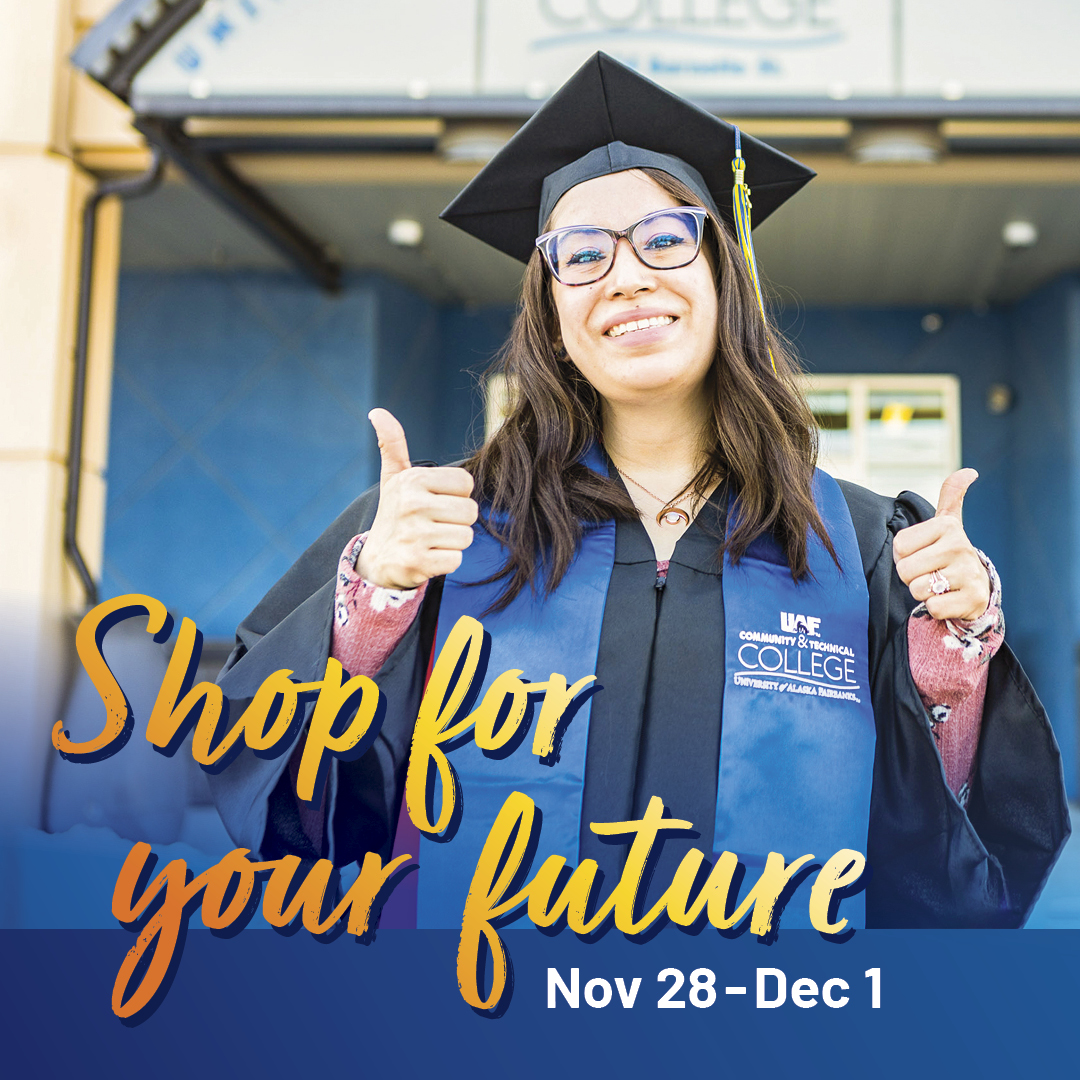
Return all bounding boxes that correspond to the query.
[615,466,696,527]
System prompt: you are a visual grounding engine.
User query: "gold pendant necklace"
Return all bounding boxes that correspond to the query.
[615,467,695,527]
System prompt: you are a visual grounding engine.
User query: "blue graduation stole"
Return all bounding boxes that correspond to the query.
[415,468,875,931]
[716,472,875,928]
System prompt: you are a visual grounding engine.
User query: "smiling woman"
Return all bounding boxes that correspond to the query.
[497,169,728,567]
[463,156,834,590]
[209,53,1069,933]
[546,175,719,406]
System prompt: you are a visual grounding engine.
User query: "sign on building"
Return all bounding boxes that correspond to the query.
[130,0,1080,110]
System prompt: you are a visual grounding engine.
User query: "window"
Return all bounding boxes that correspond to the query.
[805,374,961,506]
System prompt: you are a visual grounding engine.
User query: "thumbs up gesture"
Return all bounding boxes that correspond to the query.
[892,469,991,622]
[355,408,478,589]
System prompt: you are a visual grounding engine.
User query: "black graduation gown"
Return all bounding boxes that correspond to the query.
[209,478,1070,929]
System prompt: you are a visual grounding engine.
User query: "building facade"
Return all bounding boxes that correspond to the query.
[5,2,1080,877]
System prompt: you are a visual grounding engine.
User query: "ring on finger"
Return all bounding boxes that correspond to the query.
[928,569,951,595]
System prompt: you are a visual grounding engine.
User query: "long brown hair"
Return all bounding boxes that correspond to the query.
[464,168,836,609]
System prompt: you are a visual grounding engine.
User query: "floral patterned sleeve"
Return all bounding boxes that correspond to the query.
[906,550,1004,808]
[332,532,428,678]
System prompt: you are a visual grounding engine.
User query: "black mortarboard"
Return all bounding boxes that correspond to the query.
[440,52,815,264]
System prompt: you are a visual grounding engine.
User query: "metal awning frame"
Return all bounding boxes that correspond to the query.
[73,0,1080,293]
[115,100,1080,292]
[132,116,343,290]
[73,0,344,290]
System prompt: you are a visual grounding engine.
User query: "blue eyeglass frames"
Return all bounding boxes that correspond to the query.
[534,206,709,286]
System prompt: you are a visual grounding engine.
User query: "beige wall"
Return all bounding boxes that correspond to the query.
[0,0,125,827]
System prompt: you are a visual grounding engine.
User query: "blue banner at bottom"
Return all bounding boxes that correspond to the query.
[1,929,1078,1077]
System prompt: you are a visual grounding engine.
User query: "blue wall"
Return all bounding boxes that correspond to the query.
[102,271,489,639]
[102,268,1080,793]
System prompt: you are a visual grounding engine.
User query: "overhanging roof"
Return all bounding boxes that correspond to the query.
[72,1,1080,303]
[75,1,1080,121]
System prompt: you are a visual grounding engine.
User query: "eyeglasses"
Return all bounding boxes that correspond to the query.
[535,206,709,286]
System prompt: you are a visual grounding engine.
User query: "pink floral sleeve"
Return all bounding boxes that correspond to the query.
[332,533,428,678]
[906,550,1004,806]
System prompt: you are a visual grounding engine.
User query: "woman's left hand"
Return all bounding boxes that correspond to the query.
[892,469,991,622]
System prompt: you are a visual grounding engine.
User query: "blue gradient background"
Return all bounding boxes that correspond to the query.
[1,928,1078,1077]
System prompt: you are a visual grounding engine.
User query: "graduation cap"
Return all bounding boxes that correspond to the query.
[440,51,815,267]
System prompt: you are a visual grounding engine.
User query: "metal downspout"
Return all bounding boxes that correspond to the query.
[64,148,165,609]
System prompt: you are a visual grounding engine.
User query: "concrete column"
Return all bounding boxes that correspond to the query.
[0,0,122,827]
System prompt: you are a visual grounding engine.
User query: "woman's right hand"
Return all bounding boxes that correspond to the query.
[356,408,478,589]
